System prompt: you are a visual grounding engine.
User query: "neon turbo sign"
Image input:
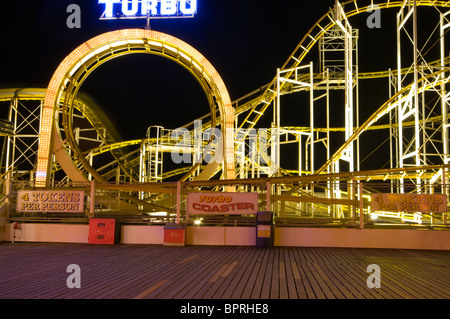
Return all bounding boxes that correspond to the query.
[99,0,197,19]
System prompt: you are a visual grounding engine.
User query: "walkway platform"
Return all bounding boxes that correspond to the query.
[0,243,449,300]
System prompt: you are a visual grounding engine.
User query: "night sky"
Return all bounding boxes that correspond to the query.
[0,1,445,170]
[0,0,336,134]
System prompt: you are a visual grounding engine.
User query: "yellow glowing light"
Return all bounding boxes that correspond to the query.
[127,39,144,44]
[110,40,128,47]
[148,40,162,47]
[37,29,235,186]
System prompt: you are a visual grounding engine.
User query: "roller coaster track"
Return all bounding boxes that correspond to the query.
[3,1,450,188]
[227,1,449,134]
[59,1,450,184]
[61,51,450,182]
[167,1,450,182]
[317,69,450,174]
[0,88,133,181]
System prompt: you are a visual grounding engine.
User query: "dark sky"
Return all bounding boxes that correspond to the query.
[0,1,445,170]
[0,0,336,139]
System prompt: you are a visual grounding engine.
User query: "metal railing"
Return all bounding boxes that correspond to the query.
[3,165,449,230]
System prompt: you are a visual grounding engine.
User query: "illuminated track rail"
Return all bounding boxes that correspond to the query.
[317,70,450,175]
[34,29,235,188]
[0,88,133,181]
[3,52,447,184]
[212,1,450,138]
[2,1,450,220]
[47,1,450,185]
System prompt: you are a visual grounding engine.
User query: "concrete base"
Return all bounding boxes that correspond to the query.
[3,223,450,250]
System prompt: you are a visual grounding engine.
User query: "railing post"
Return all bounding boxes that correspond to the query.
[443,167,448,225]
[5,170,12,220]
[90,180,95,217]
[359,182,364,230]
[266,181,271,211]
[176,181,181,224]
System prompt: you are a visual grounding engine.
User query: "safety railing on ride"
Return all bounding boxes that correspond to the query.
[3,165,449,229]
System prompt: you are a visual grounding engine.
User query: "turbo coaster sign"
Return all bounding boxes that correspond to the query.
[99,0,197,19]
[187,193,258,215]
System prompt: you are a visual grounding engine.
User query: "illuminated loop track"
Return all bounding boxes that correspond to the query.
[36,29,235,187]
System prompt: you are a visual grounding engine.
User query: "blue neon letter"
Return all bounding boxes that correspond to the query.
[141,0,158,15]
[122,0,139,16]
[99,0,120,18]
[161,0,177,15]
[180,0,197,15]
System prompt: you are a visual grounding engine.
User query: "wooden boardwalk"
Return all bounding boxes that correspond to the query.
[0,243,449,300]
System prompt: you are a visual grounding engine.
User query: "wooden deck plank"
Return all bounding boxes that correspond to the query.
[342,248,421,299]
[205,248,252,299]
[67,246,195,299]
[86,246,213,299]
[333,249,404,299]
[298,248,330,299]
[106,247,202,299]
[304,261,336,299]
[270,248,280,299]
[156,247,241,299]
[222,247,256,298]
[344,248,437,299]
[378,259,448,299]
[282,248,299,299]
[239,248,265,299]
[318,260,357,299]
[249,248,271,299]
[260,248,275,299]
[391,250,450,297]
[223,247,261,299]
[189,247,246,299]
[278,252,289,299]
[118,247,204,299]
[290,248,316,299]
[320,248,381,299]
[0,243,449,299]
[319,247,380,299]
[291,248,324,299]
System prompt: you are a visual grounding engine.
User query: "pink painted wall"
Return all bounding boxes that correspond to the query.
[122,225,164,244]
[7,223,89,243]
[3,223,449,250]
[275,227,450,250]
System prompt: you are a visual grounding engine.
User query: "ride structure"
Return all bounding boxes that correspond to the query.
[1,0,449,231]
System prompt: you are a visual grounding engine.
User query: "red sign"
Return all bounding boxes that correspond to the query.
[371,193,447,213]
[187,192,258,215]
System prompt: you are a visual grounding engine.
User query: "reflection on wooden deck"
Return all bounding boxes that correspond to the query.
[0,243,449,299]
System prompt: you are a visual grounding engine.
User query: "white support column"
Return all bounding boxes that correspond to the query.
[396,0,421,192]
[413,0,421,187]
[334,0,355,173]
[4,98,15,172]
[441,12,450,166]
[275,68,281,177]
[441,11,450,195]
[276,64,315,176]
[310,61,315,174]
